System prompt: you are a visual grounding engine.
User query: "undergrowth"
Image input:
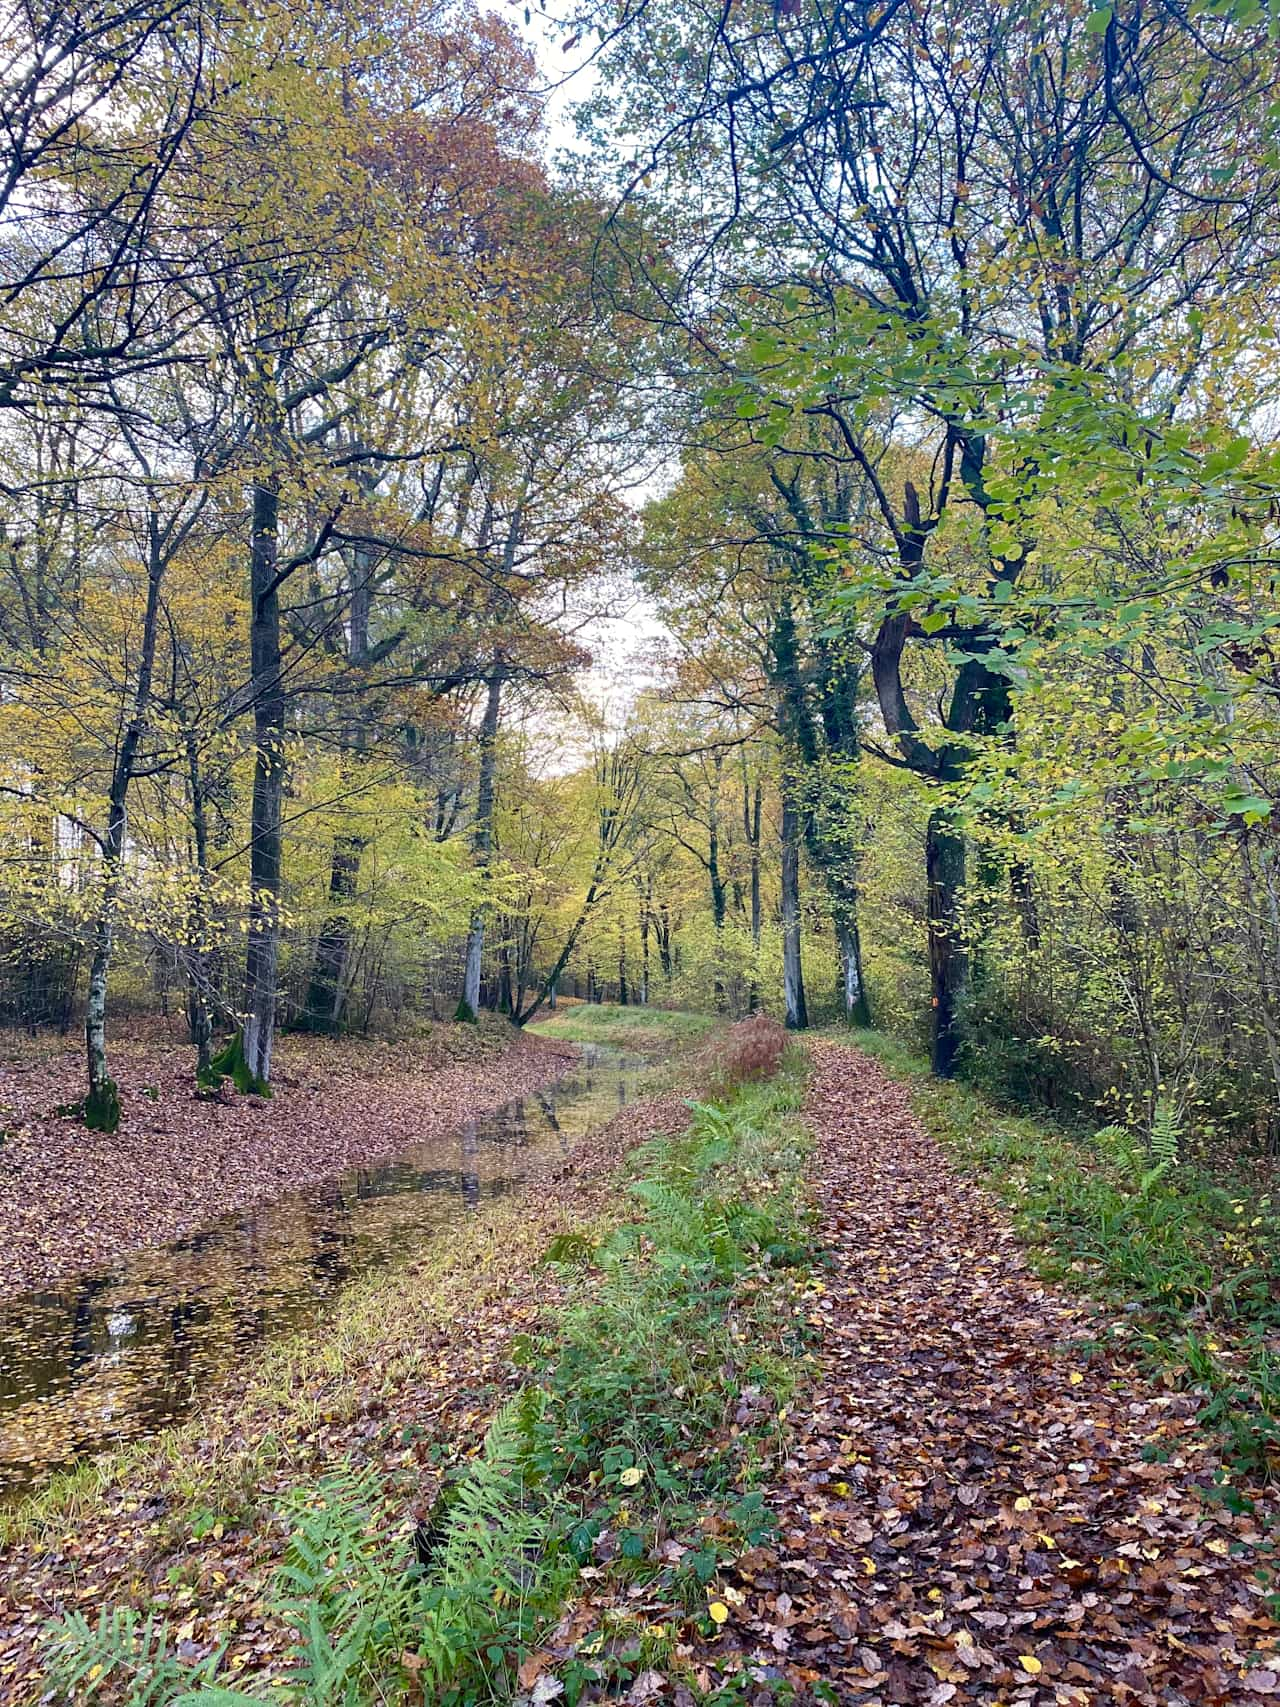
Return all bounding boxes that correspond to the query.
[41,1047,814,1706]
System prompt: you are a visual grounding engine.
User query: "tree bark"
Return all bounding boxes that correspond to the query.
[926,805,967,1076]
[781,788,808,1031]
[459,664,504,1020]
[184,725,214,1077]
[836,913,871,1028]
[638,884,650,1005]
[243,476,284,1088]
[749,781,762,946]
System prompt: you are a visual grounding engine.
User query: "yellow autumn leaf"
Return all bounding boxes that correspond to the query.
[1069,1371,1085,1385]
[708,1601,729,1625]
[1019,1655,1043,1675]
[619,1466,643,1487]
[1014,1496,1033,1511]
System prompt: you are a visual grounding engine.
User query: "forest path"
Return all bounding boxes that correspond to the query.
[716,1042,1277,1705]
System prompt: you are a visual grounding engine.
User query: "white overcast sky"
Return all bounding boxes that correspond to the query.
[504,7,674,731]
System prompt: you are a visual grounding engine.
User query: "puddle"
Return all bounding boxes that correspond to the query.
[0,1043,648,1496]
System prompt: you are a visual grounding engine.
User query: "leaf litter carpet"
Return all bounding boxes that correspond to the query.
[708,1042,1277,1705]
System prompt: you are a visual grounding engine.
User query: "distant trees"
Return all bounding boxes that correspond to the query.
[10,0,1280,1170]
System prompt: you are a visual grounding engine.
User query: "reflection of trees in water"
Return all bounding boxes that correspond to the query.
[505,1100,529,1148]
[460,1122,480,1210]
[0,1274,112,1420]
[166,1295,208,1398]
[304,1180,356,1289]
[67,1273,112,1375]
[3,1059,650,1492]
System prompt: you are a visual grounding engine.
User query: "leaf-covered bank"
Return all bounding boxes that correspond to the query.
[0,1020,572,1295]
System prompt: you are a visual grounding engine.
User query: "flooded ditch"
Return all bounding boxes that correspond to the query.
[0,1043,648,1496]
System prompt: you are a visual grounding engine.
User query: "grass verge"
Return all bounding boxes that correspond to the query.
[849,1028,1280,1481]
[529,1002,717,1055]
[38,1048,815,1706]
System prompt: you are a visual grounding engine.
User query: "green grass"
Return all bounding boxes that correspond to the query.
[529,1002,718,1052]
[849,1027,1280,1478]
[38,1048,817,1706]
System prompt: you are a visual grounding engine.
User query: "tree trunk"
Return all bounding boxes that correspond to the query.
[749,782,762,945]
[84,509,165,1130]
[459,665,504,1021]
[243,477,284,1088]
[926,806,967,1077]
[184,726,214,1077]
[781,790,808,1031]
[836,915,871,1028]
[657,902,672,978]
[303,834,363,1031]
[747,776,762,1014]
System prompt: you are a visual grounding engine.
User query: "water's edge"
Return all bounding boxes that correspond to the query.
[0,1043,647,1496]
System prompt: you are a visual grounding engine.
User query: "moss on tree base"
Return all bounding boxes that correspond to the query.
[201,1031,271,1097]
[83,1079,121,1133]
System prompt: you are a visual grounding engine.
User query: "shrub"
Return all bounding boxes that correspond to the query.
[709,1015,787,1093]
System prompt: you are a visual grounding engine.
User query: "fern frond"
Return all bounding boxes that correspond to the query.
[1150,1097,1182,1170]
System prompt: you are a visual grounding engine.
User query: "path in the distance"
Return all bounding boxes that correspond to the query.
[716,1042,1277,1705]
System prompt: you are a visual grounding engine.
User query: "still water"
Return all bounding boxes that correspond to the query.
[0,1044,647,1496]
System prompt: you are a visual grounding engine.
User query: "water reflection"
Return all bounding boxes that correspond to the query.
[0,1044,645,1496]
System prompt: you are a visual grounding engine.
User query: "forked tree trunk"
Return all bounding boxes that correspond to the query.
[244,477,284,1088]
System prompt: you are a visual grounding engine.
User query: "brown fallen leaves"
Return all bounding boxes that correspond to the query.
[682,1042,1279,1705]
[0,1020,577,1296]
